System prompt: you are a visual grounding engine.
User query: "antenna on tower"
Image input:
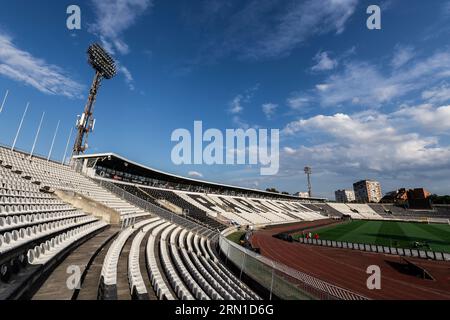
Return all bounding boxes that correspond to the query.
[72,43,116,156]
[304,166,312,198]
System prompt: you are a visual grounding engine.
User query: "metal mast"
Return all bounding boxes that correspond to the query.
[72,43,116,156]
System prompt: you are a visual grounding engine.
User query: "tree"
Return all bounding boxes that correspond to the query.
[266,188,280,193]
[430,194,450,204]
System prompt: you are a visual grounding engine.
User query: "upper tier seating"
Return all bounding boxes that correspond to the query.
[0,147,149,220]
[114,183,227,231]
[320,202,450,222]
[434,205,450,217]
[178,192,326,225]
[345,204,383,219]
[366,203,450,221]
[112,182,326,227]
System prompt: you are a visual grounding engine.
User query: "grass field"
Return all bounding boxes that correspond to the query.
[293,220,450,253]
[227,231,246,245]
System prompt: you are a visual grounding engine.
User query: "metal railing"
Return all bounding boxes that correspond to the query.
[219,227,369,301]
[297,237,450,261]
[96,178,218,236]
[94,177,368,300]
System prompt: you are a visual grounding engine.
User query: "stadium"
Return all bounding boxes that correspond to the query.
[0,147,449,301]
[0,1,450,305]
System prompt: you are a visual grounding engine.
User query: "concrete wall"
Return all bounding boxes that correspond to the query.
[157,199,182,214]
[54,190,121,225]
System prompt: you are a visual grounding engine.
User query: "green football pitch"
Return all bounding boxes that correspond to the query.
[294,220,450,253]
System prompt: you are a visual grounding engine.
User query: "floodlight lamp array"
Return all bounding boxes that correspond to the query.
[87,43,117,79]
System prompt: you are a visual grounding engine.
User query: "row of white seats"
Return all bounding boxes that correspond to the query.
[327,203,364,219]
[346,204,382,219]
[146,221,177,300]
[158,223,194,300]
[101,218,158,286]
[0,204,74,216]
[327,203,383,220]
[0,210,86,232]
[0,215,97,254]
[128,219,165,297]
[183,230,259,300]
[178,229,235,299]
[0,197,61,205]
[177,191,326,226]
[169,227,211,300]
[203,242,260,300]
[0,183,41,193]
[0,190,52,198]
[177,193,252,225]
[27,220,107,264]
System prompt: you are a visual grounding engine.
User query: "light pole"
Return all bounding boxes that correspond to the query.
[62,127,73,165]
[72,43,116,156]
[11,102,30,151]
[0,89,8,114]
[30,112,45,159]
[48,120,60,161]
[304,166,312,198]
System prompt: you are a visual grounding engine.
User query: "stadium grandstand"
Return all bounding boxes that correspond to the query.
[1,146,449,300]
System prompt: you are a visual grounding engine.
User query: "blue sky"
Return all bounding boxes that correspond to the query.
[0,0,450,199]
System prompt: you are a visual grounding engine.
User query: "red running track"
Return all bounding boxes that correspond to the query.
[251,224,450,300]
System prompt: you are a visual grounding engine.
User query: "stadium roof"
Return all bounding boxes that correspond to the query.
[73,152,327,201]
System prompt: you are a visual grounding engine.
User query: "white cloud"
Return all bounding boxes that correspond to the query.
[220,43,450,196]
[228,85,259,116]
[118,64,135,91]
[255,0,357,59]
[188,171,203,178]
[283,147,296,155]
[262,103,278,119]
[0,33,83,98]
[231,116,250,129]
[229,95,244,114]
[89,0,152,91]
[90,0,152,55]
[422,83,450,104]
[391,45,415,68]
[218,0,357,61]
[287,95,310,110]
[315,51,450,107]
[316,84,330,92]
[282,108,450,177]
[394,104,450,133]
[311,51,338,71]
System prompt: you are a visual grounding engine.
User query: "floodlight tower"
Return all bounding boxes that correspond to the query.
[304,166,312,198]
[73,43,116,155]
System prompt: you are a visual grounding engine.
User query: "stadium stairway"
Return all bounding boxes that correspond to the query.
[31,226,118,300]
